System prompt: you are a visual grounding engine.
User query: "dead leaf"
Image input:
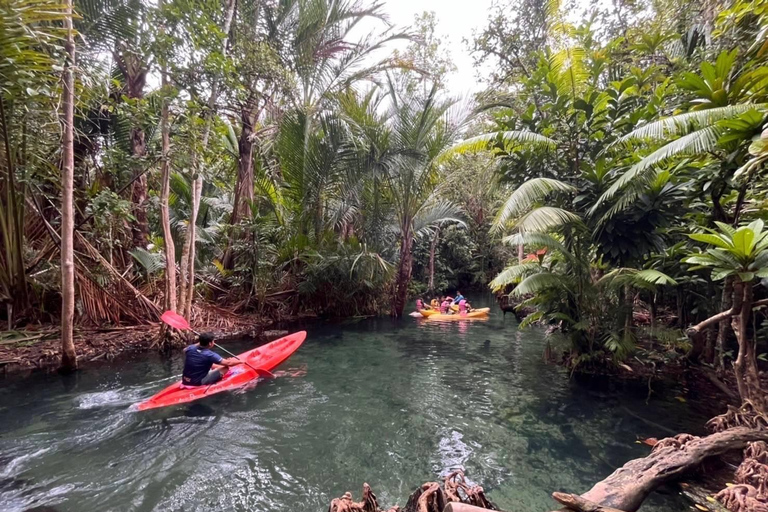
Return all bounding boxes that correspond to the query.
[706,497,716,503]
[695,504,708,511]
[642,438,659,447]
[619,363,633,372]
[675,396,687,403]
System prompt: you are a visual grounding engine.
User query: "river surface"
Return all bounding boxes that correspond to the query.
[0,296,715,512]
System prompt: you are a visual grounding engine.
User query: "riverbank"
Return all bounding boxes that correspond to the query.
[0,306,304,375]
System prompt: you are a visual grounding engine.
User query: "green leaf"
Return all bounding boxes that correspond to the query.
[689,233,732,249]
[712,269,735,280]
[732,228,755,257]
[738,272,756,282]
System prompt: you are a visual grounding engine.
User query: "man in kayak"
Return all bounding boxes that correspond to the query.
[452,291,465,305]
[182,333,241,386]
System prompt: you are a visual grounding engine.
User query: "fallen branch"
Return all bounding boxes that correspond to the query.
[552,492,627,512]
[572,427,768,512]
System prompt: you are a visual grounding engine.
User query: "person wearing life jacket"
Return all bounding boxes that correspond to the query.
[431,298,440,309]
[440,298,451,314]
[416,299,424,311]
[452,291,465,305]
[458,299,467,315]
[182,333,240,386]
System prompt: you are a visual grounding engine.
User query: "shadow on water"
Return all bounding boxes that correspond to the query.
[0,294,715,512]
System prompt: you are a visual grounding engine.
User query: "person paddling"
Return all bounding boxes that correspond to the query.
[452,291,465,305]
[182,333,240,386]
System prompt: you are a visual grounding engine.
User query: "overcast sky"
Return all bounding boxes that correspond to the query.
[360,0,497,95]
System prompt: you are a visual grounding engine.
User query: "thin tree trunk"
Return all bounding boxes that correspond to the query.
[159,41,176,313]
[113,51,149,249]
[393,228,413,318]
[428,226,440,294]
[129,105,149,249]
[716,276,733,371]
[178,0,236,315]
[731,281,767,412]
[222,101,257,270]
[60,0,77,371]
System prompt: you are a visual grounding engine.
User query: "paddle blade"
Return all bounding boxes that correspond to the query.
[160,311,191,331]
[254,368,275,379]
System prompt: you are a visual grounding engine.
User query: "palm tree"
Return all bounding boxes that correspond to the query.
[1,0,70,325]
[384,82,468,317]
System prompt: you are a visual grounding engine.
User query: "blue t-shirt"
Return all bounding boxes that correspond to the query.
[453,294,465,304]
[182,345,223,385]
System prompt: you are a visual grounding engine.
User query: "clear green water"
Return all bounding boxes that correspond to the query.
[0,296,714,512]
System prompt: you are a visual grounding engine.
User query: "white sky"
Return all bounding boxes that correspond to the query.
[365,0,497,95]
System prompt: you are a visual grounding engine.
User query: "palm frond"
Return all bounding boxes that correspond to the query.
[513,272,570,296]
[489,262,541,292]
[440,131,556,161]
[514,206,582,233]
[593,126,721,212]
[617,104,765,143]
[494,178,576,229]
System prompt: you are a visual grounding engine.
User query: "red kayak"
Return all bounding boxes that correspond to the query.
[136,331,307,411]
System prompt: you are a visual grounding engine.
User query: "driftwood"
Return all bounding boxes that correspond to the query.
[568,428,768,512]
[552,492,627,512]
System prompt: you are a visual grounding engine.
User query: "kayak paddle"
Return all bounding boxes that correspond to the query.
[159,310,275,379]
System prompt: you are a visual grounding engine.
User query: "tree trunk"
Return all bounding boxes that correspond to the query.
[716,276,733,371]
[126,70,149,249]
[159,45,176,313]
[112,50,150,249]
[60,0,77,371]
[731,281,766,413]
[393,229,413,318]
[178,0,236,315]
[222,101,257,270]
[428,226,440,294]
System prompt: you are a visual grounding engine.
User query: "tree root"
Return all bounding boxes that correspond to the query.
[329,472,496,512]
[708,402,768,433]
[716,485,768,512]
[715,441,768,512]
[328,483,396,512]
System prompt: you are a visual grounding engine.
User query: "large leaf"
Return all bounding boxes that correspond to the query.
[513,272,570,296]
[494,178,576,229]
[442,130,556,160]
[732,228,755,258]
[689,233,733,249]
[594,126,721,211]
[489,262,541,291]
[514,207,582,233]
[617,104,766,143]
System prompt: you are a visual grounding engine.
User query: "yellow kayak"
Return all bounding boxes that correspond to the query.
[426,308,490,321]
[419,309,439,317]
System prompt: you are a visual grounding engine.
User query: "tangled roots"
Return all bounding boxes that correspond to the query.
[329,472,496,512]
[442,470,495,509]
[651,433,699,453]
[718,441,768,512]
[716,485,768,512]
[328,483,395,512]
[708,402,768,433]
